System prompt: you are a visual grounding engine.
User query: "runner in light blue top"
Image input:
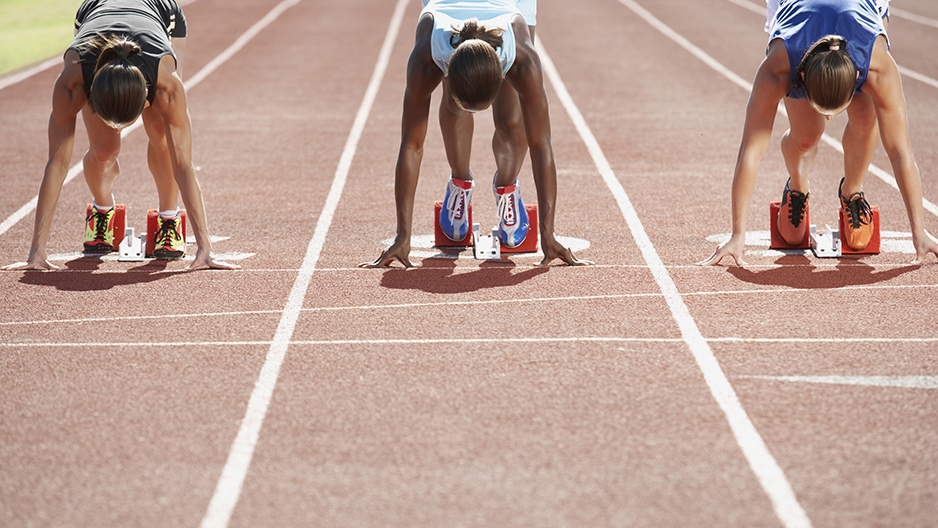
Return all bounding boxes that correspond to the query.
[363,0,589,268]
[700,0,938,266]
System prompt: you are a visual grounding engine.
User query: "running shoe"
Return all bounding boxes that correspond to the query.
[777,178,809,245]
[493,176,529,248]
[83,207,116,253]
[152,215,186,259]
[440,175,474,241]
[839,177,873,250]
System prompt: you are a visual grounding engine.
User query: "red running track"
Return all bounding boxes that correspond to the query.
[1,0,936,526]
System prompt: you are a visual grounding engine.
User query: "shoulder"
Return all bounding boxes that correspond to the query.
[763,38,792,81]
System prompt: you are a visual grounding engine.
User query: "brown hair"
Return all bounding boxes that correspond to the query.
[447,19,504,111]
[795,35,857,113]
[84,35,147,127]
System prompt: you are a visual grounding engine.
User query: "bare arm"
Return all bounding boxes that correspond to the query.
[863,37,938,264]
[151,55,238,270]
[505,17,588,266]
[699,40,790,265]
[361,15,442,268]
[3,52,85,270]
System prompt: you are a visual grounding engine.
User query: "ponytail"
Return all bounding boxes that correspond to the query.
[796,35,857,112]
[446,19,504,111]
[84,35,147,127]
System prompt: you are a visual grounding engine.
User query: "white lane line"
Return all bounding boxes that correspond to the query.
[5,336,938,349]
[543,5,812,527]
[0,57,60,91]
[0,0,298,239]
[198,0,409,526]
[4,281,938,327]
[739,375,938,389]
[890,7,938,29]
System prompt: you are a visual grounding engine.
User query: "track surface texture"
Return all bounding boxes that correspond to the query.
[1,0,937,527]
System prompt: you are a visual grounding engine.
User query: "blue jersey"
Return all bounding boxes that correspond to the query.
[769,0,886,99]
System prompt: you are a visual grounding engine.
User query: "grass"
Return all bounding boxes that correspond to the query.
[0,0,84,75]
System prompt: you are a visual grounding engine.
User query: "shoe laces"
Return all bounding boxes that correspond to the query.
[842,192,872,229]
[446,184,468,223]
[497,191,516,227]
[86,209,110,240]
[786,190,808,227]
[155,217,181,247]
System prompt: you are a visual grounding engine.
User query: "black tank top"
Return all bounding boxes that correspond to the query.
[69,0,187,104]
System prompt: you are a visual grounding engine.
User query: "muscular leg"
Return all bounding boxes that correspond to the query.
[840,88,879,198]
[142,106,180,211]
[780,97,826,193]
[439,80,474,181]
[81,106,122,207]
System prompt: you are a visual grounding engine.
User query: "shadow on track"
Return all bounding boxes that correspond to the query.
[17,256,181,291]
[727,254,919,288]
[378,257,549,293]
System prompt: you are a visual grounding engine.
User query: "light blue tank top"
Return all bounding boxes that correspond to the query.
[420,0,529,76]
[769,0,886,99]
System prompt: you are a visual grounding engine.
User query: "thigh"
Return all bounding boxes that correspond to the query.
[81,105,122,158]
[845,90,877,130]
[783,97,826,146]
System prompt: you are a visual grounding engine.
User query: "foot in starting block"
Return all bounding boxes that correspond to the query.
[839,206,881,254]
[146,209,187,258]
[769,201,810,249]
[84,203,126,253]
[434,201,473,247]
[499,203,539,253]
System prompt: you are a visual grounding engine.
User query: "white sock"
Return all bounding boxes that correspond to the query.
[93,197,114,213]
[158,208,180,220]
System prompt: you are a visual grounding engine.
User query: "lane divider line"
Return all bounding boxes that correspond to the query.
[0,0,298,239]
[538,20,813,528]
[198,0,409,526]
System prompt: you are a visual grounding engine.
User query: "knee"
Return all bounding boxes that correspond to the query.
[86,142,120,167]
[782,129,821,154]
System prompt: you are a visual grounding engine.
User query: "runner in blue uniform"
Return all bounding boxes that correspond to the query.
[3,0,237,270]
[700,0,938,265]
[362,0,589,268]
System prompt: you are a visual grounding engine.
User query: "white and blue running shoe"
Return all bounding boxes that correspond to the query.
[440,175,474,241]
[493,177,529,248]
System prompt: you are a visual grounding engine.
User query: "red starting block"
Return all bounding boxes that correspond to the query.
[434,201,539,255]
[839,205,880,254]
[145,209,187,257]
[769,201,811,249]
[86,203,126,248]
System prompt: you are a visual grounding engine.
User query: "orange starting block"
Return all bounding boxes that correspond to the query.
[434,201,539,256]
[769,201,880,256]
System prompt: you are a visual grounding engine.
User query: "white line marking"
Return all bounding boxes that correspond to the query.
[0,57,60,91]
[198,0,409,526]
[553,2,812,525]
[890,7,938,29]
[4,336,938,349]
[739,375,938,389]
[0,0,297,239]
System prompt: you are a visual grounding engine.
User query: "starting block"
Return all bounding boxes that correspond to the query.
[117,227,146,261]
[770,201,881,257]
[86,203,127,248]
[145,209,187,257]
[433,201,539,258]
[472,223,501,260]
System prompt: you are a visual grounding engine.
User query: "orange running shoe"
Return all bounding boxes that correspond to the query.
[83,207,116,253]
[839,178,873,250]
[777,178,809,246]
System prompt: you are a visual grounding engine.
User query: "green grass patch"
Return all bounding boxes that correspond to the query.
[0,0,84,75]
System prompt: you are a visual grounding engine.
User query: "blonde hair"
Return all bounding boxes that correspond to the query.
[447,19,504,111]
[83,35,147,127]
[796,35,857,113]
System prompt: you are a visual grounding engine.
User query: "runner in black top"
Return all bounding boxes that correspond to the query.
[3,0,237,270]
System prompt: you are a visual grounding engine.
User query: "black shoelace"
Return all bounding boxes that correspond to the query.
[154,218,180,246]
[86,210,110,240]
[787,191,808,227]
[843,193,872,229]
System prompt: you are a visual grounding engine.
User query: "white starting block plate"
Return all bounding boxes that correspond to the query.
[472,223,501,260]
[810,224,841,258]
[118,227,146,261]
